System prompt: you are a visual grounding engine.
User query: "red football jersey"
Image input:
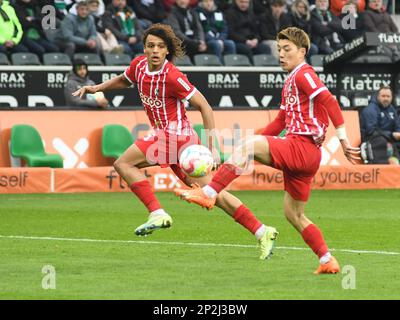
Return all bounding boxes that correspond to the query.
[281,62,330,144]
[124,55,197,135]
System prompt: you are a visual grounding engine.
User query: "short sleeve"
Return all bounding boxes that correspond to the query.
[124,57,142,84]
[169,68,197,101]
[296,69,328,100]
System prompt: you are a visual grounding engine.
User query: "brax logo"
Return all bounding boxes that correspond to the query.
[139,92,163,109]
[47,73,68,88]
[208,73,240,89]
[0,73,25,88]
[259,73,286,89]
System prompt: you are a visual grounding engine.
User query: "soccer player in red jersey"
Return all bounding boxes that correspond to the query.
[175,27,361,274]
[72,23,278,259]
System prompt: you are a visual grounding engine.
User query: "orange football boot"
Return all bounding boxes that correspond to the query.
[174,184,216,210]
[314,256,340,274]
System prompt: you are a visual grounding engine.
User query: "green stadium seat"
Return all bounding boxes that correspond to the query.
[102,124,134,159]
[43,53,72,66]
[104,53,131,66]
[193,124,229,164]
[310,54,324,67]
[73,53,103,65]
[10,124,63,168]
[223,54,252,66]
[11,53,41,65]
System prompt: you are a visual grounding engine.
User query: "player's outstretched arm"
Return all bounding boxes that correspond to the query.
[314,91,361,164]
[72,74,131,99]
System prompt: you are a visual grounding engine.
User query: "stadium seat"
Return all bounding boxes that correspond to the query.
[10,124,63,168]
[43,53,72,66]
[253,54,279,66]
[223,54,252,66]
[104,53,131,66]
[102,124,134,159]
[11,53,41,65]
[364,55,392,63]
[194,54,222,66]
[193,124,228,163]
[0,53,10,65]
[175,55,193,66]
[73,53,103,65]
[310,55,324,67]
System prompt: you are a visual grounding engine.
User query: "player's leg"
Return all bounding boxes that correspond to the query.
[175,135,271,205]
[283,191,340,274]
[113,143,172,236]
[173,168,278,259]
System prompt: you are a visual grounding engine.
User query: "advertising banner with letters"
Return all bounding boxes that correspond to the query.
[0,66,397,109]
[0,165,399,194]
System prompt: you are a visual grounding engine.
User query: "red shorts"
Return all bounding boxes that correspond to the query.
[135,131,201,183]
[266,134,321,201]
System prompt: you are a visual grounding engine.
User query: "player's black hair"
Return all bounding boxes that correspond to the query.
[72,59,88,76]
[142,23,185,62]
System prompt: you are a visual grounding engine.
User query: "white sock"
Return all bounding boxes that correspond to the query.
[150,209,168,217]
[202,185,218,199]
[319,252,332,265]
[255,225,267,240]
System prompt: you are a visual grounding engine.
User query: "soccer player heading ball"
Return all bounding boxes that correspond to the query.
[72,23,279,260]
[175,27,361,274]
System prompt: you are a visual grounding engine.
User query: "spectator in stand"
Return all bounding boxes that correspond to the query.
[215,0,233,11]
[363,0,398,32]
[360,86,400,164]
[14,0,60,58]
[54,1,100,59]
[196,0,236,62]
[225,0,270,63]
[69,0,106,16]
[52,0,75,19]
[310,0,345,54]
[330,0,365,16]
[165,0,207,58]
[338,0,365,42]
[290,0,318,56]
[0,0,28,55]
[259,0,292,60]
[88,0,124,53]
[130,0,166,29]
[65,58,109,108]
[163,0,198,12]
[253,0,271,18]
[102,0,144,57]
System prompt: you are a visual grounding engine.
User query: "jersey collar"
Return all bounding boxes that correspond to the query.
[288,61,307,77]
[145,59,168,76]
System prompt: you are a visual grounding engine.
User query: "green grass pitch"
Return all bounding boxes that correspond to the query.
[1,190,399,300]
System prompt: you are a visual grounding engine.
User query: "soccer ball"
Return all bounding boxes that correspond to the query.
[179,144,214,178]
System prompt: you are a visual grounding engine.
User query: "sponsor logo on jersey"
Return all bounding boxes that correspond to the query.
[139,92,163,108]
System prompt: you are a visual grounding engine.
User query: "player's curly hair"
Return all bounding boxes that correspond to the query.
[277,27,310,54]
[142,23,185,62]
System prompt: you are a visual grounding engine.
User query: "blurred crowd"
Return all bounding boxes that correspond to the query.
[0,0,398,64]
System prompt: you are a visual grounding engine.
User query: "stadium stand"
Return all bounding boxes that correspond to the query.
[310,54,324,67]
[73,53,103,65]
[253,54,279,66]
[175,55,193,66]
[0,53,10,65]
[103,53,132,66]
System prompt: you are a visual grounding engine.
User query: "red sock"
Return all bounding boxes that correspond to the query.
[301,224,329,258]
[130,180,161,213]
[209,163,242,193]
[233,204,263,235]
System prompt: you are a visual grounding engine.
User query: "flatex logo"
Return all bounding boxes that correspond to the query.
[0,72,25,88]
[47,73,68,88]
[208,73,240,89]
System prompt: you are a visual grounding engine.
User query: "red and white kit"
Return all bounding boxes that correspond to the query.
[262,62,344,201]
[124,56,200,173]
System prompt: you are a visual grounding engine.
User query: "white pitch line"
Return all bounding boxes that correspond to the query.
[0,235,399,256]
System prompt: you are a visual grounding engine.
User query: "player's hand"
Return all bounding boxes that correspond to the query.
[72,86,97,98]
[340,139,361,164]
[392,132,400,140]
[97,97,109,108]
